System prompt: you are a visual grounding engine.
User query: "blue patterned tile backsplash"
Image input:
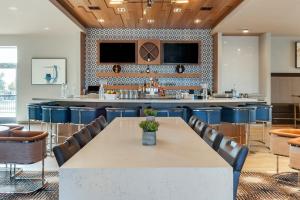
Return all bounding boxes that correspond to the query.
[85,28,213,92]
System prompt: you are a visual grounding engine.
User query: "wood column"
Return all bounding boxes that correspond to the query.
[80,32,86,95]
[212,33,221,93]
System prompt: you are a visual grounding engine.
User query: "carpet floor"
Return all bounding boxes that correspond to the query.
[0,171,299,200]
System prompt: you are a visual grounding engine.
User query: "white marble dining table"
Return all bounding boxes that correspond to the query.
[59,117,233,200]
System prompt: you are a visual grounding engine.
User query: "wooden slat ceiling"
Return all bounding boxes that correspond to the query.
[53,0,242,29]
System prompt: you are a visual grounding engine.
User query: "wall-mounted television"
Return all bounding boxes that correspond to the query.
[163,43,199,64]
[99,42,136,63]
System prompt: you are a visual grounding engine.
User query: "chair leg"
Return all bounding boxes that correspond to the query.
[42,150,45,186]
[298,171,300,188]
[276,155,279,174]
[262,122,265,143]
[246,123,250,149]
[49,122,53,157]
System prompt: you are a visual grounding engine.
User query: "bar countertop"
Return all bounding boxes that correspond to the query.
[32,96,263,103]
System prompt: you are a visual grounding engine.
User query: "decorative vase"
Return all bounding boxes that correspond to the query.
[142,131,156,146]
[146,116,155,121]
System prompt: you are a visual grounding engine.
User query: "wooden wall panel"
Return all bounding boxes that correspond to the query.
[271,75,300,103]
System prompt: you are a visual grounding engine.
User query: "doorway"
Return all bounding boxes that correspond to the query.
[0,46,17,123]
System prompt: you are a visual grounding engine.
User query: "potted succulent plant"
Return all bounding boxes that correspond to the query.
[139,120,159,145]
[144,108,157,121]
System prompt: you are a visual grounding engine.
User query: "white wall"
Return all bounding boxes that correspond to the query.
[220,36,259,94]
[0,33,81,121]
[271,36,300,73]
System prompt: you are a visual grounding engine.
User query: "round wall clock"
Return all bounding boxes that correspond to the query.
[112,64,121,73]
[176,64,185,73]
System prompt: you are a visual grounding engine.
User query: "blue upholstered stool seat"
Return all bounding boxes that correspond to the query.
[106,107,140,123]
[192,107,222,125]
[69,106,104,124]
[221,106,257,124]
[155,107,188,121]
[28,103,43,121]
[254,104,272,122]
[41,105,70,123]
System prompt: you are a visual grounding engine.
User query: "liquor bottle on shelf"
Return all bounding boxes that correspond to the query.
[99,83,105,100]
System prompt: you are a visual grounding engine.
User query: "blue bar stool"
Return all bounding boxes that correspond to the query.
[28,103,43,130]
[192,107,222,128]
[249,104,272,143]
[41,105,70,155]
[105,107,140,123]
[155,107,187,121]
[69,106,105,129]
[221,106,257,147]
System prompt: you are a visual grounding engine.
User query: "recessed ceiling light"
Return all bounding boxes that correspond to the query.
[117,7,126,13]
[8,6,18,11]
[98,18,105,23]
[242,29,249,33]
[43,27,50,31]
[110,0,124,4]
[194,19,202,24]
[143,9,147,15]
[173,8,182,13]
[171,0,189,3]
[147,19,155,24]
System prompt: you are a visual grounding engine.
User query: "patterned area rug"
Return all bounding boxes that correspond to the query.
[0,171,58,200]
[0,171,299,199]
[238,172,300,200]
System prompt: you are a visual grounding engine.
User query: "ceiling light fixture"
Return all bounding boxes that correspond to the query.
[109,0,124,5]
[117,7,126,13]
[173,8,182,13]
[194,19,202,24]
[98,18,105,23]
[242,29,249,33]
[171,0,189,3]
[43,27,50,31]
[143,9,147,15]
[8,6,18,11]
[147,0,153,8]
[147,19,155,24]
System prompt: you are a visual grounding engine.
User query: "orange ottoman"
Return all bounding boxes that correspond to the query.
[269,129,300,157]
[288,138,300,170]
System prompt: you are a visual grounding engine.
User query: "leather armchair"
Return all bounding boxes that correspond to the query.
[0,130,48,164]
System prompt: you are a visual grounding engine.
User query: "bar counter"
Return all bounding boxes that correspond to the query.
[32,96,263,105]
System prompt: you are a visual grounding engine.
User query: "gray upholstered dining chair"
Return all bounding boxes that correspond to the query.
[193,120,209,138]
[53,136,81,167]
[203,129,223,151]
[218,137,249,200]
[73,128,93,148]
[188,115,198,128]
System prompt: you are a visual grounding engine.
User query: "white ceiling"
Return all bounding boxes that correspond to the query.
[213,0,300,36]
[0,0,82,35]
